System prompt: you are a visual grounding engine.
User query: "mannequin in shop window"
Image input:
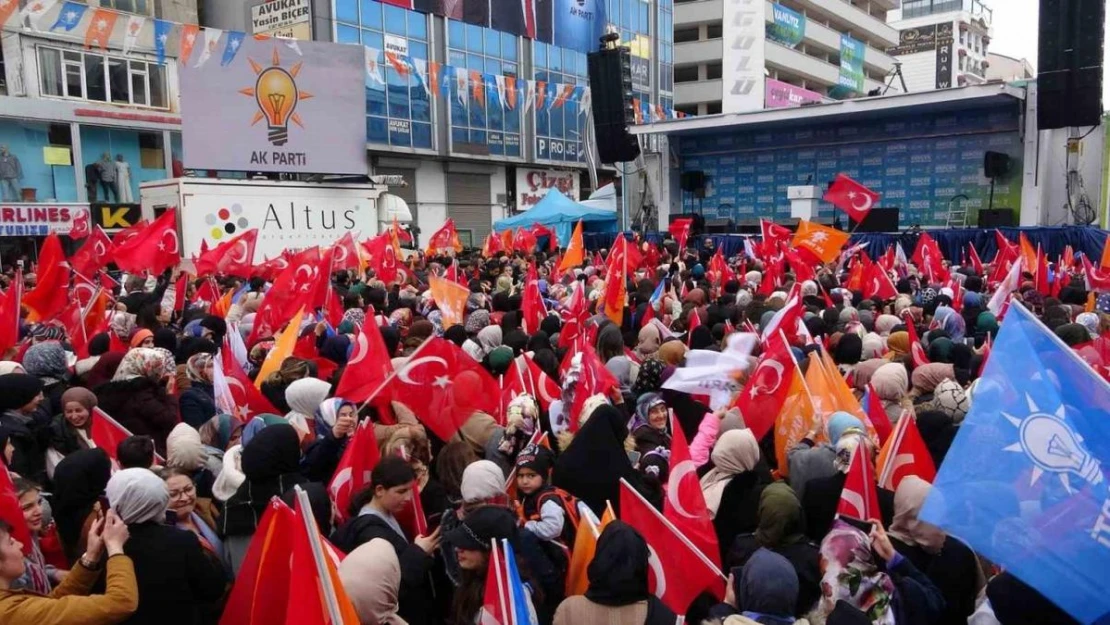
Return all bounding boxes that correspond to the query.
[96,153,118,202]
[0,145,23,202]
[115,155,133,203]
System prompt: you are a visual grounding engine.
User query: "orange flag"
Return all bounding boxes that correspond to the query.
[428,61,441,95]
[84,9,119,50]
[254,307,304,388]
[559,220,585,271]
[793,220,850,264]
[470,70,485,107]
[505,76,517,109]
[1019,232,1039,275]
[773,370,816,475]
[565,501,612,596]
[429,274,469,328]
[1100,234,1110,269]
[180,24,200,62]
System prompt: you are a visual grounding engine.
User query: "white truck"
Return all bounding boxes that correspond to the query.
[139,177,412,263]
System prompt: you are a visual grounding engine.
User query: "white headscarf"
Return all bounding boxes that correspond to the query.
[284,377,331,438]
[700,429,760,518]
[107,468,169,524]
[339,538,406,625]
[460,460,505,503]
[166,422,205,472]
[212,445,245,502]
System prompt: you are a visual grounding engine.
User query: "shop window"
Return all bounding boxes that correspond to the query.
[80,126,168,204]
[0,120,78,202]
[38,45,167,108]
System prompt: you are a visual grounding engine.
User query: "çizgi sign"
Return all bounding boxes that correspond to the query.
[766,4,804,49]
[516,168,579,209]
[722,0,766,114]
[180,37,367,175]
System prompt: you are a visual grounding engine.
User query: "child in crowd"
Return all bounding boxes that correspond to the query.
[513,443,574,545]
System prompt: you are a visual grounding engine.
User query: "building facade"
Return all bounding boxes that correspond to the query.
[887,0,992,92]
[672,0,901,116]
[0,0,197,258]
[985,51,1033,83]
[202,0,671,249]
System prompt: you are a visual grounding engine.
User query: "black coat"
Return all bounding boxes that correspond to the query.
[179,383,217,429]
[801,472,895,543]
[888,554,947,625]
[729,534,822,617]
[891,536,980,625]
[0,409,51,484]
[120,522,227,625]
[711,467,772,563]
[95,377,179,456]
[331,514,437,625]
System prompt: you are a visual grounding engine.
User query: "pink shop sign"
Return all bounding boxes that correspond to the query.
[764,79,826,109]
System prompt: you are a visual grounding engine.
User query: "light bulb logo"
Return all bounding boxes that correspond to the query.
[1004,394,1103,494]
[238,47,313,146]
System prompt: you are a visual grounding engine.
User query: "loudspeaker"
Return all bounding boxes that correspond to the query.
[984,151,1012,179]
[978,208,1016,228]
[588,47,641,163]
[680,171,706,193]
[669,213,704,236]
[854,208,900,232]
[705,218,734,234]
[1038,0,1105,129]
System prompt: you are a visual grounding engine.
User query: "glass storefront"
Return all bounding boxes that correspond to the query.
[79,126,168,203]
[0,120,77,203]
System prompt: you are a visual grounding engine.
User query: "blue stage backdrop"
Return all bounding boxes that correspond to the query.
[583,226,1109,266]
[676,103,1024,228]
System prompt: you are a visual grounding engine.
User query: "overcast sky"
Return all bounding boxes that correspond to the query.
[988,0,1110,101]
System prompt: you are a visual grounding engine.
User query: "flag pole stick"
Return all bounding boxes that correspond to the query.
[294,486,346,625]
[357,334,436,412]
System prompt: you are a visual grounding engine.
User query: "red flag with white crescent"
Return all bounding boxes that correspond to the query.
[663,412,721,568]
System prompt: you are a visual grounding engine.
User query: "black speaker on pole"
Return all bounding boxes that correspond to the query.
[587,46,641,163]
[984,151,1012,179]
[1038,0,1105,129]
[680,171,706,193]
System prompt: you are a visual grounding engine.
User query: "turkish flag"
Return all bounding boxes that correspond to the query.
[968,242,984,275]
[194,229,257,278]
[0,271,23,356]
[283,493,361,625]
[334,327,394,404]
[911,232,946,283]
[248,247,321,346]
[522,352,561,410]
[328,419,381,523]
[558,282,589,350]
[863,385,893,446]
[91,407,164,466]
[513,227,537,253]
[426,219,462,255]
[759,285,803,342]
[824,173,879,223]
[0,465,33,556]
[70,227,113,277]
[863,261,898,301]
[110,219,147,249]
[560,343,619,433]
[24,233,70,322]
[481,231,504,259]
[362,233,399,284]
[836,443,881,522]
[521,279,547,334]
[781,243,816,283]
[668,217,693,251]
[386,337,501,442]
[57,298,90,359]
[222,351,280,420]
[254,255,289,282]
[331,232,361,271]
[663,413,721,568]
[733,333,795,440]
[619,480,725,615]
[220,499,297,625]
[760,218,792,247]
[69,207,91,240]
[112,208,180,275]
[876,413,936,491]
[902,311,931,368]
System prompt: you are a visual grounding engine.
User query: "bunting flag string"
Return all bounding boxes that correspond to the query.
[1,5,692,122]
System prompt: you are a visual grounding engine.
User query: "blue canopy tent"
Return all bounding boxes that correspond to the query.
[494,190,617,247]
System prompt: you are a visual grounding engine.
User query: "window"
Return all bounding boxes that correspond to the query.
[706,101,722,114]
[38,46,167,107]
[339,0,433,150]
[674,27,698,43]
[449,22,522,158]
[533,41,587,163]
[706,62,722,80]
[674,65,698,82]
[706,23,722,39]
[100,0,153,15]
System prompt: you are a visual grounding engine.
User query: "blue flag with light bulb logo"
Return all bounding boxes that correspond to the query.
[921,302,1110,624]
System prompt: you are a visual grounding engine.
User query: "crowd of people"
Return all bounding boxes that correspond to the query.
[0,232,1096,625]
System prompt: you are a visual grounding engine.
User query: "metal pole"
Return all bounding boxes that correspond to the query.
[621,163,629,231]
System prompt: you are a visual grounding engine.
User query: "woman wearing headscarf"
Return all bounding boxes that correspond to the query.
[874,314,901,336]
[910,363,958,400]
[635,323,663,361]
[833,334,864,376]
[870,363,911,425]
[631,358,666,397]
[552,404,644,517]
[630,393,670,455]
[657,340,687,367]
[700,429,770,562]
[972,311,999,347]
[22,342,71,417]
[258,357,311,414]
[339,538,406,625]
[851,359,887,395]
[52,448,112,564]
[165,422,217,499]
[860,333,885,361]
[709,548,806,624]
[887,476,981,625]
[728,483,821,617]
[0,374,48,483]
[95,348,178,457]
[220,423,306,575]
[553,521,678,625]
[884,332,910,361]
[178,353,216,429]
[283,377,332,443]
[46,387,97,478]
[809,520,944,625]
[302,397,358,483]
[465,325,502,362]
[106,468,226,625]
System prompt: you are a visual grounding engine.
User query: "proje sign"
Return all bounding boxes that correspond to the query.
[516,169,579,209]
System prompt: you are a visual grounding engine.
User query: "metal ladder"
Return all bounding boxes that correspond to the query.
[945,194,970,228]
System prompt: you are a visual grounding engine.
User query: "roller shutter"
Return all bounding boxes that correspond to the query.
[445,172,491,248]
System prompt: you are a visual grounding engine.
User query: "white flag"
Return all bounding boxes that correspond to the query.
[411,57,430,96]
[194,27,222,67]
[523,79,536,114]
[493,75,507,110]
[578,86,591,114]
[122,15,146,55]
[20,0,58,30]
[364,46,385,85]
[211,353,236,416]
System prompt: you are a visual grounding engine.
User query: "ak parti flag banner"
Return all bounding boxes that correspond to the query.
[792,220,850,264]
[920,303,1110,625]
[559,220,585,271]
[429,274,470,328]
